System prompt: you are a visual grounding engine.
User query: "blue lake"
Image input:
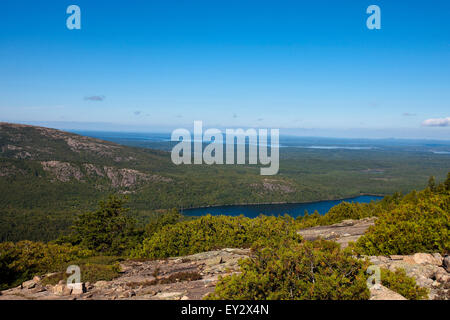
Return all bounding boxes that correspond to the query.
[182,195,384,218]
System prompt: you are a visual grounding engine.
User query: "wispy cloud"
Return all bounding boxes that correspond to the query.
[402,112,416,117]
[422,117,450,127]
[84,95,105,101]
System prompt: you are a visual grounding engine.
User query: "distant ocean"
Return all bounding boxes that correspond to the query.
[71,130,450,155]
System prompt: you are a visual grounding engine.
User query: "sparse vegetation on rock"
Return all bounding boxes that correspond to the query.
[380,268,429,300]
[206,240,370,300]
[0,241,92,290]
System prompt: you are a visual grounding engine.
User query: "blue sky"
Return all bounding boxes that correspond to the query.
[1,0,449,139]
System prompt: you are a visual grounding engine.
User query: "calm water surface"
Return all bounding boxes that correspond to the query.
[183,195,384,218]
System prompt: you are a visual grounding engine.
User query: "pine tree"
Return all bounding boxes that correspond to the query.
[427,176,436,192]
[70,195,137,255]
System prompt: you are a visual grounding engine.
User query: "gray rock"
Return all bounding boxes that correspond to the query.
[154,291,185,300]
[52,284,72,296]
[297,217,376,248]
[432,253,443,261]
[443,256,450,273]
[369,284,407,300]
[94,281,109,288]
[67,283,85,295]
[435,271,449,283]
[21,280,36,289]
[412,253,441,266]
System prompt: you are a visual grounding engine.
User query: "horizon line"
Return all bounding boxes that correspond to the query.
[2,120,450,142]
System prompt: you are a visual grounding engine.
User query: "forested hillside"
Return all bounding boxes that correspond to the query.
[1,174,448,298]
[0,122,449,241]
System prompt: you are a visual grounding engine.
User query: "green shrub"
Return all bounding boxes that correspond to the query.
[132,214,301,259]
[0,241,92,290]
[296,201,382,229]
[143,208,183,238]
[355,191,449,255]
[206,240,370,300]
[381,268,429,300]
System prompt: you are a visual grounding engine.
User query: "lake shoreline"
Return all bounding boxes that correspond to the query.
[181,193,387,211]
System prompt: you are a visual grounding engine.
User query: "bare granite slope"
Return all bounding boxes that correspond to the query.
[297,217,377,248]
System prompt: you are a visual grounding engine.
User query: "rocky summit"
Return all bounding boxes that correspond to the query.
[0,248,250,300]
[1,220,448,300]
[367,252,449,300]
[297,217,377,248]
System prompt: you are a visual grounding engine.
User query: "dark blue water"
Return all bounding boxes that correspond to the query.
[183,195,383,218]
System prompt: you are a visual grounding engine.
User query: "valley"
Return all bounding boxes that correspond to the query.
[1,122,449,241]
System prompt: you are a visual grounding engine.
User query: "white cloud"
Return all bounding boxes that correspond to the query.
[422,117,450,127]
